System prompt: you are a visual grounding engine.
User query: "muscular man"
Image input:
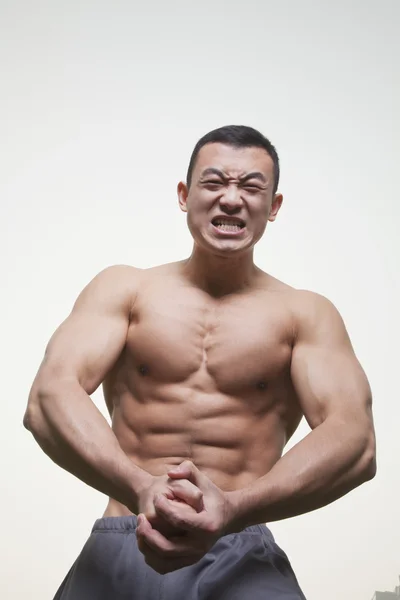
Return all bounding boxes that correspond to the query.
[24,125,376,599]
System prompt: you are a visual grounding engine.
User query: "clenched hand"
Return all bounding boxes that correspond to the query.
[136,461,235,574]
[135,470,204,539]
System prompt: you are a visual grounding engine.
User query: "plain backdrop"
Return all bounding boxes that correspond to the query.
[1,1,399,599]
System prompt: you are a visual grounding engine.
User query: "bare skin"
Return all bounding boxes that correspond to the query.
[24,142,376,574]
[107,263,303,511]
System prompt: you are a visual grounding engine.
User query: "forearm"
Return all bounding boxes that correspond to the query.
[24,378,151,511]
[228,415,376,532]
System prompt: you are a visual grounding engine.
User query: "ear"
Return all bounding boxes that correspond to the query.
[268,193,283,222]
[177,181,189,213]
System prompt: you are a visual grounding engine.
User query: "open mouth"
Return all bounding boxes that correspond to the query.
[211,217,245,233]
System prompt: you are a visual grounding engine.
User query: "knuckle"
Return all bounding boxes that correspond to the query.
[173,513,187,528]
[172,515,184,528]
[145,507,157,519]
[203,520,218,534]
[171,479,185,491]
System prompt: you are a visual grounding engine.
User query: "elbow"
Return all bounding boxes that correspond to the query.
[23,409,32,431]
[23,390,41,434]
[24,380,49,435]
[359,430,377,483]
[24,376,77,437]
[362,451,377,482]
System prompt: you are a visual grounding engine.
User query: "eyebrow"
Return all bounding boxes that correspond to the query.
[199,168,267,184]
[240,172,267,184]
[200,168,226,179]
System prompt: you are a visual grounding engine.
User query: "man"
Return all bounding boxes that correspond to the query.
[24,125,376,599]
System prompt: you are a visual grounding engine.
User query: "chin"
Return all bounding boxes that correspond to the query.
[206,240,252,258]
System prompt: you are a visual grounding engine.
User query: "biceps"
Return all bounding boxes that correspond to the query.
[37,310,129,394]
[290,343,372,429]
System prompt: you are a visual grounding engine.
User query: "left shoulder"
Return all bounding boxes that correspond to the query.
[288,289,349,344]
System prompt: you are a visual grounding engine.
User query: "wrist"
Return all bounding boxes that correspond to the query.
[223,489,252,534]
[118,462,152,513]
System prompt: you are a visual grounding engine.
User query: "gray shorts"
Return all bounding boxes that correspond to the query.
[54,516,306,599]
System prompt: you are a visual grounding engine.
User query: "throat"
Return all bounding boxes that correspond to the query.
[181,248,260,296]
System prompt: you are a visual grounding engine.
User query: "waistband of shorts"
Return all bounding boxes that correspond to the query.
[91,515,275,542]
[92,516,139,532]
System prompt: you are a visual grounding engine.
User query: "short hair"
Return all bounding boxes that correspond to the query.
[186,125,280,193]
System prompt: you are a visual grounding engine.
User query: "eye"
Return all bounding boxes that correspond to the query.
[243,184,261,193]
[203,180,224,189]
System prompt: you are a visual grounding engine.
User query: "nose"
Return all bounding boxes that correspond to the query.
[219,183,243,213]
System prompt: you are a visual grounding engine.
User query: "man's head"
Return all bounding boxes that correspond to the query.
[178,125,283,257]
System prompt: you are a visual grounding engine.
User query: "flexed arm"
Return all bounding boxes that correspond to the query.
[24,266,151,509]
[228,292,376,528]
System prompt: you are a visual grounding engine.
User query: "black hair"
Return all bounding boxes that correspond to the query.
[186,125,280,193]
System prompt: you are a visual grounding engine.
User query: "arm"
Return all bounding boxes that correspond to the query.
[23,265,151,510]
[228,292,376,530]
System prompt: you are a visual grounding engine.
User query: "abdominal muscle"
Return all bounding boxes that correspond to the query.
[102,383,291,518]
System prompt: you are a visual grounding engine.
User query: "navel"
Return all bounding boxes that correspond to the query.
[138,364,149,376]
[257,380,267,391]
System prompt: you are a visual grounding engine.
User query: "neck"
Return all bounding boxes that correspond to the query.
[182,245,259,296]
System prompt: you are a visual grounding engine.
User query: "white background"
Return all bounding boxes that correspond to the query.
[1,1,399,599]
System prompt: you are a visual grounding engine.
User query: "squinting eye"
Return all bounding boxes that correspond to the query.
[243,185,260,192]
[204,180,223,188]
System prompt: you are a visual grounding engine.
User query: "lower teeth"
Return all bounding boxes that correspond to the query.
[217,225,241,231]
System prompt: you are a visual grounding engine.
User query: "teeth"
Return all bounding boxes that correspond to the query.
[214,220,243,230]
[216,223,241,231]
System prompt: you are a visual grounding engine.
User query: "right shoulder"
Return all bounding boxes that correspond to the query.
[74,264,144,315]
[92,263,142,282]
[78,261,180,305]
[86,264,143,290]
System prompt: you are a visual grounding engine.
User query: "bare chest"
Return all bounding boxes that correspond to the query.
[125,286,293,393]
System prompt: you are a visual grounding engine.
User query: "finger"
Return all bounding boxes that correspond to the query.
[168,460,196,479]
[154,494,202,532]
[138,524,199,558]
[137,534,147,553]
[169,479,204,512]
[168,461,208,490]
[138,510,203,558]
[137,514,152,538]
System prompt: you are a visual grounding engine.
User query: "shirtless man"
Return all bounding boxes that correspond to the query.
[24,125,376,600]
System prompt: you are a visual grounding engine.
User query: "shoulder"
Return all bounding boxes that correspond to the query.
[262,275,339,320]
[288,289,349,343]
[92,261,182,288]
[261,273,341,318]
[81,262,180,305]
[290,289,340,317]
[75,264,144,313]
[87,264,143,292]
[260,272,346,342]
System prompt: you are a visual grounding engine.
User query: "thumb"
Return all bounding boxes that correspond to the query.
[168,460,197,480]
[168,461,209,491]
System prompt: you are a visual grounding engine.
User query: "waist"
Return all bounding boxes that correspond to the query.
[103,458,274,519]
[93,514,276,544]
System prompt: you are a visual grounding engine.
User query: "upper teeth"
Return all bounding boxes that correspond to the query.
[215,220,242,227]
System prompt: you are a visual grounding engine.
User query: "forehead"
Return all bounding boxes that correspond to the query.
[194,143,274,180]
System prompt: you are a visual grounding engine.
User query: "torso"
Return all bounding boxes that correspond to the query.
[102,262,304,517]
